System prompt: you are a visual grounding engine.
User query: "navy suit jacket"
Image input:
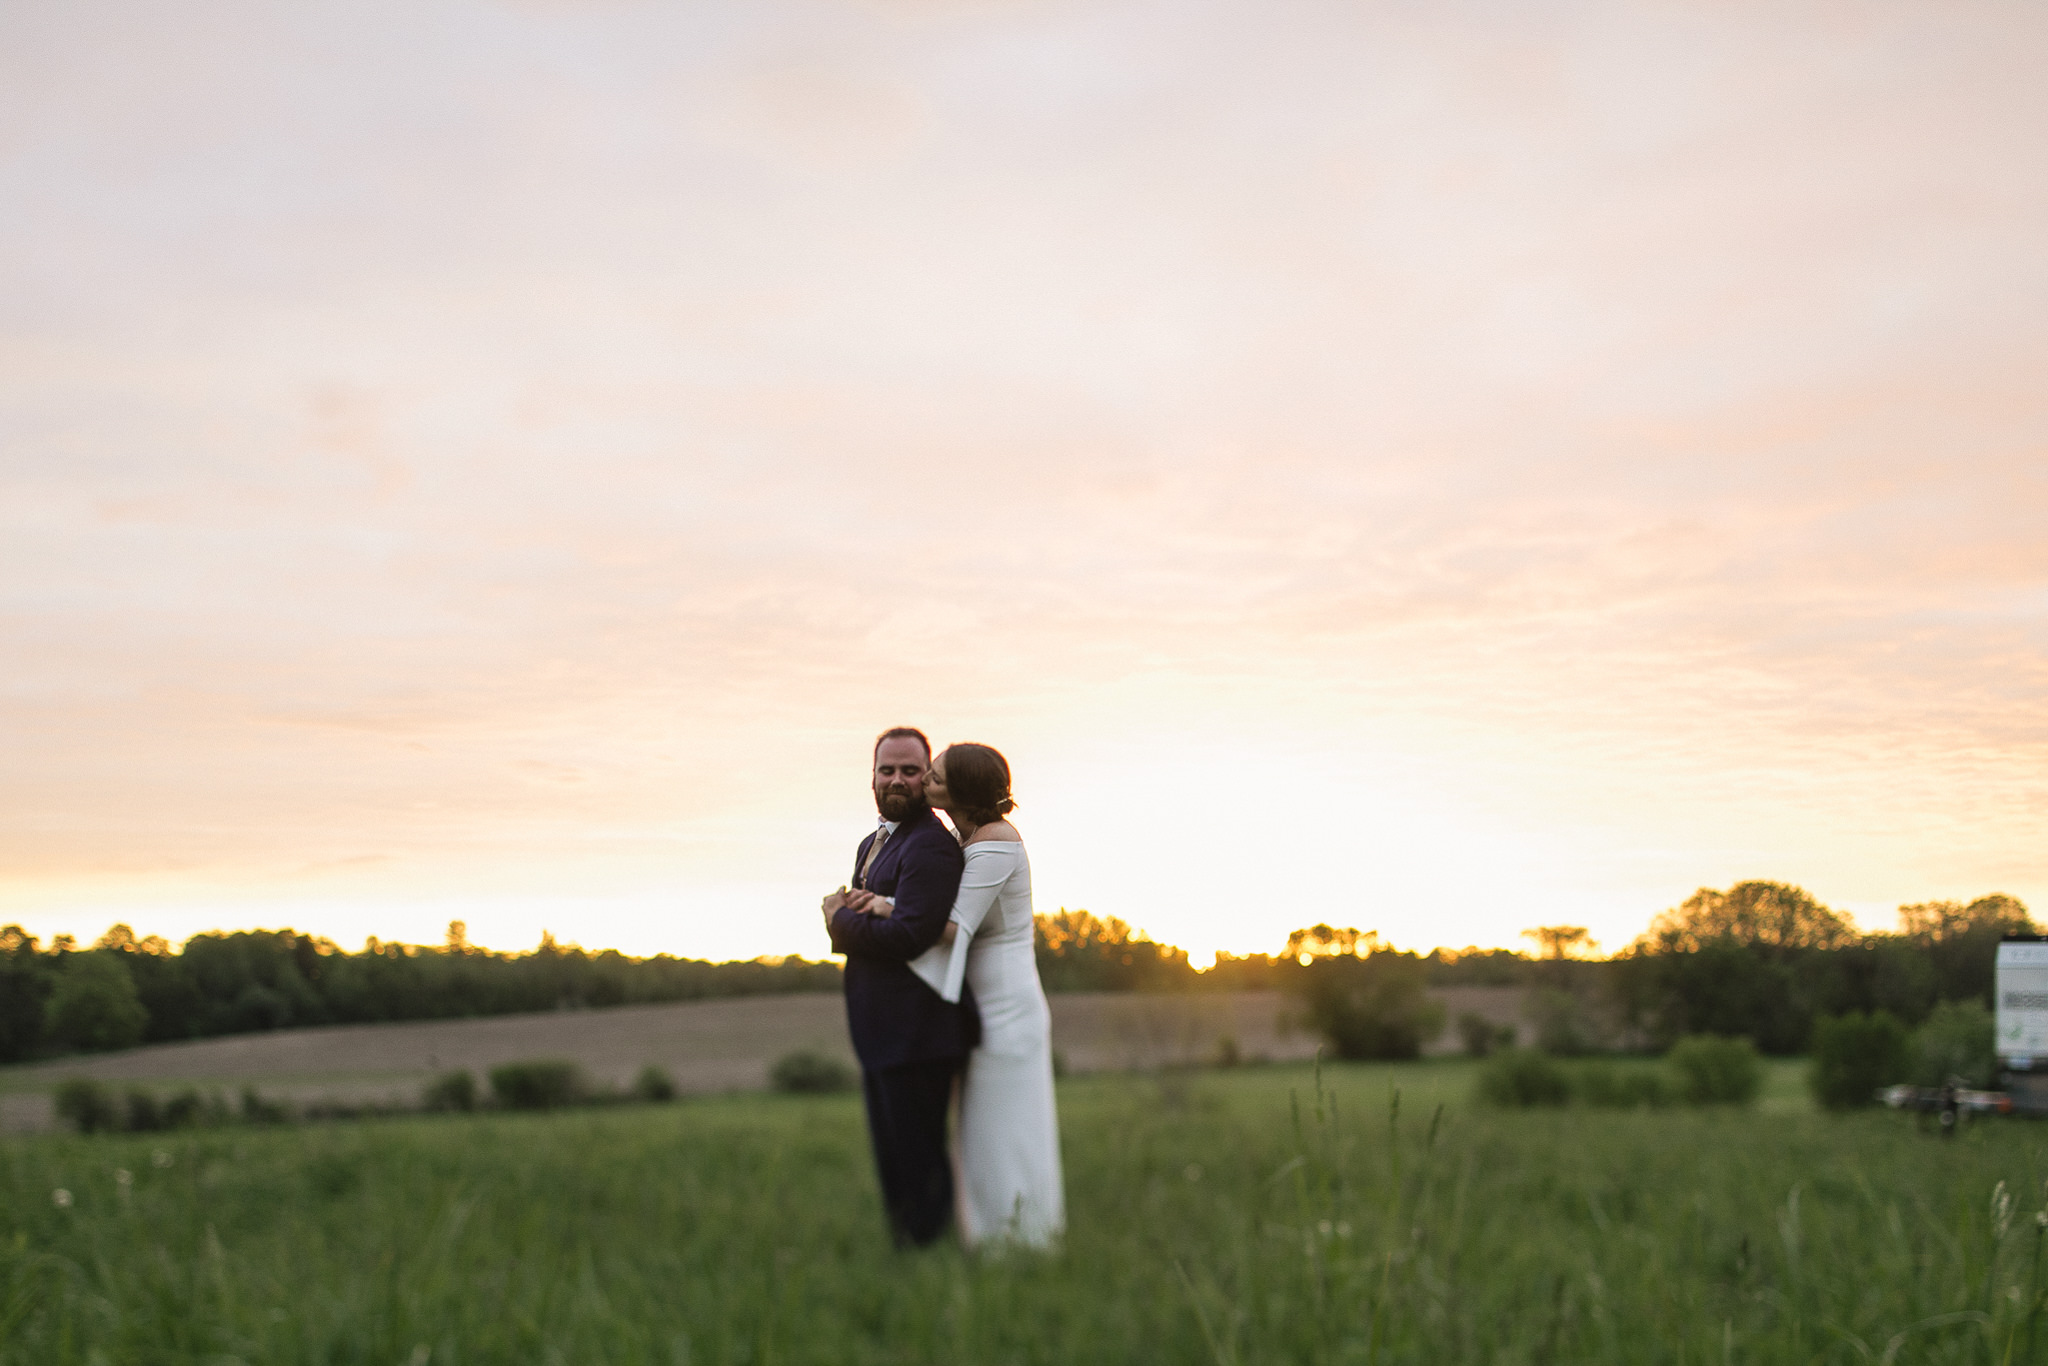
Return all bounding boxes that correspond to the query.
[828,805,980,1071]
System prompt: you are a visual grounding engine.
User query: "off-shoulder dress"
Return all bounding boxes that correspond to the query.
[908,839,1064,1249]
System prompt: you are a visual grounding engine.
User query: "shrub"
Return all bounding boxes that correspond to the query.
[124,1089,164,1131]
[421,1069,478,1112]
[489,1059,584,1110]
[54,1078,118,1133]
[1478,1049,1572,1107]
[632,1065,678,1103]
[239,1087,290,1125]
[1912,1000,1994,1088]
[1809,1011,1910,1109]
[1294,952,1446,1060]
[1525,989,1593,1056]
[1667,1035,1762,1105]
[1456,1011,1515,1057]
[1575,1063,1673,1108]
[770,1049,855,1094]
[43,953,148,1053]
[161,1089,207,1128]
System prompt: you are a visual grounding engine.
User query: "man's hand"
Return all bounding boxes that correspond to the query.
[844,890,894,918]
[822,886,850,932]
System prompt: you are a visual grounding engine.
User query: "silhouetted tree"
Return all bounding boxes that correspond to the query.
[1523,926,1596,960]
[1618,882,1856,1053]
[44,951,148,1053]
[0,926,55,1062]
[1289,935,1446,1060]
[1425,946,1535,986]
[1033,909,1193,991]
[1897,894,2034,1005]
[1638,882,1856,955]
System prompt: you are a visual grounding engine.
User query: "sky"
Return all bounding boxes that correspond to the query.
[3,0,2045,966]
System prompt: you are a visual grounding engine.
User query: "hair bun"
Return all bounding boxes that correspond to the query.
[943,742,1015,824]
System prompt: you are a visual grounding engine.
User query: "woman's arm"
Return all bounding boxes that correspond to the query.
[928,846,1010,1000]
[948,848,1008,936]
[846,896,961,946]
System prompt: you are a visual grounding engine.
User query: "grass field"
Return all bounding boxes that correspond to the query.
[6,1058,2046,1365]
[0,989,1371,1132]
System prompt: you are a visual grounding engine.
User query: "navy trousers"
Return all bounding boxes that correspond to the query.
[860,1058,961,1248]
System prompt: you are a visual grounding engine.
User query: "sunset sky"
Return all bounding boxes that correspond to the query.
[4,0,2044,966]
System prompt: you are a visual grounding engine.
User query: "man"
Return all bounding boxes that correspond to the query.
[823,726,979,1247]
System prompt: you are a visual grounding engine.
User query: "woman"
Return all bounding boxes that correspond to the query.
[848,742,1064,1249]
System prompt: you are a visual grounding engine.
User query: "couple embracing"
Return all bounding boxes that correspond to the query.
[822,728,1065,1251]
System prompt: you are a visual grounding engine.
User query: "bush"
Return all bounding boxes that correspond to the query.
[1478,1049,1572,1107]
[123,1089,164,1132]
[1912,1000,1994,1088]
[632,1065,678,1103]
[421,1069,478,1112]
[161,1089,208,1128]
[770,1049,855,1094]
[1456,1011,1516,1057]
[1667,1035,1761,1105]
[1525,989,1593,1056]
[239,1086,290,1125]
[1575,1063,1674,1108]
[57,1078,339,1132]
[1809,1011,1910,1109]
[1294,952,1446,1061]
[54,1078,118,1133]
[489,1059,584,1110]
[44,953,148,1053]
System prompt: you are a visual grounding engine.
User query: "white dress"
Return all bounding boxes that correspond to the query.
[908,839,1065,1249]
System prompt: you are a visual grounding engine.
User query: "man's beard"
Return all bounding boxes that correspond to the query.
[874,787,925,821]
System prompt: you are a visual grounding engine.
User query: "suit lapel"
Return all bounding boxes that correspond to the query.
[868,808,932,895]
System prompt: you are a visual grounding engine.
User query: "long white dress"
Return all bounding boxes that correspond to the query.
[908,839,1065,1249]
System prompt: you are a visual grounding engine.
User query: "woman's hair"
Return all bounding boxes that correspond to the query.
[941,743,1015,825]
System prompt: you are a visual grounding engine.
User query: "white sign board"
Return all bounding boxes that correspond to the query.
[1996,942,2048,1060]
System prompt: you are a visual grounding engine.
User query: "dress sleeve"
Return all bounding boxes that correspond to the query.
[937,845,1010,1003]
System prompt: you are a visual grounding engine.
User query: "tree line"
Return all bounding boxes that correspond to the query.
[1025,883,2034,1063]
[1610,882,2028,1053]
[1,881,2029,1064]
[0,922,839,1064]
[1263,882,2033,1063]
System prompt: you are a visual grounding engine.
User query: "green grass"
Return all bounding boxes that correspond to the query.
[5,1058,2048,1364]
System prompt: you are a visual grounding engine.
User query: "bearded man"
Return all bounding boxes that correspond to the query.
[821,726,979,1247]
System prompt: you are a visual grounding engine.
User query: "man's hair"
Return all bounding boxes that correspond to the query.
[873,726,932,762]
[940,742,1014,824]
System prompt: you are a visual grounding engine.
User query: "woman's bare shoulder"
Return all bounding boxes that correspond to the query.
[963,821,1022,846]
